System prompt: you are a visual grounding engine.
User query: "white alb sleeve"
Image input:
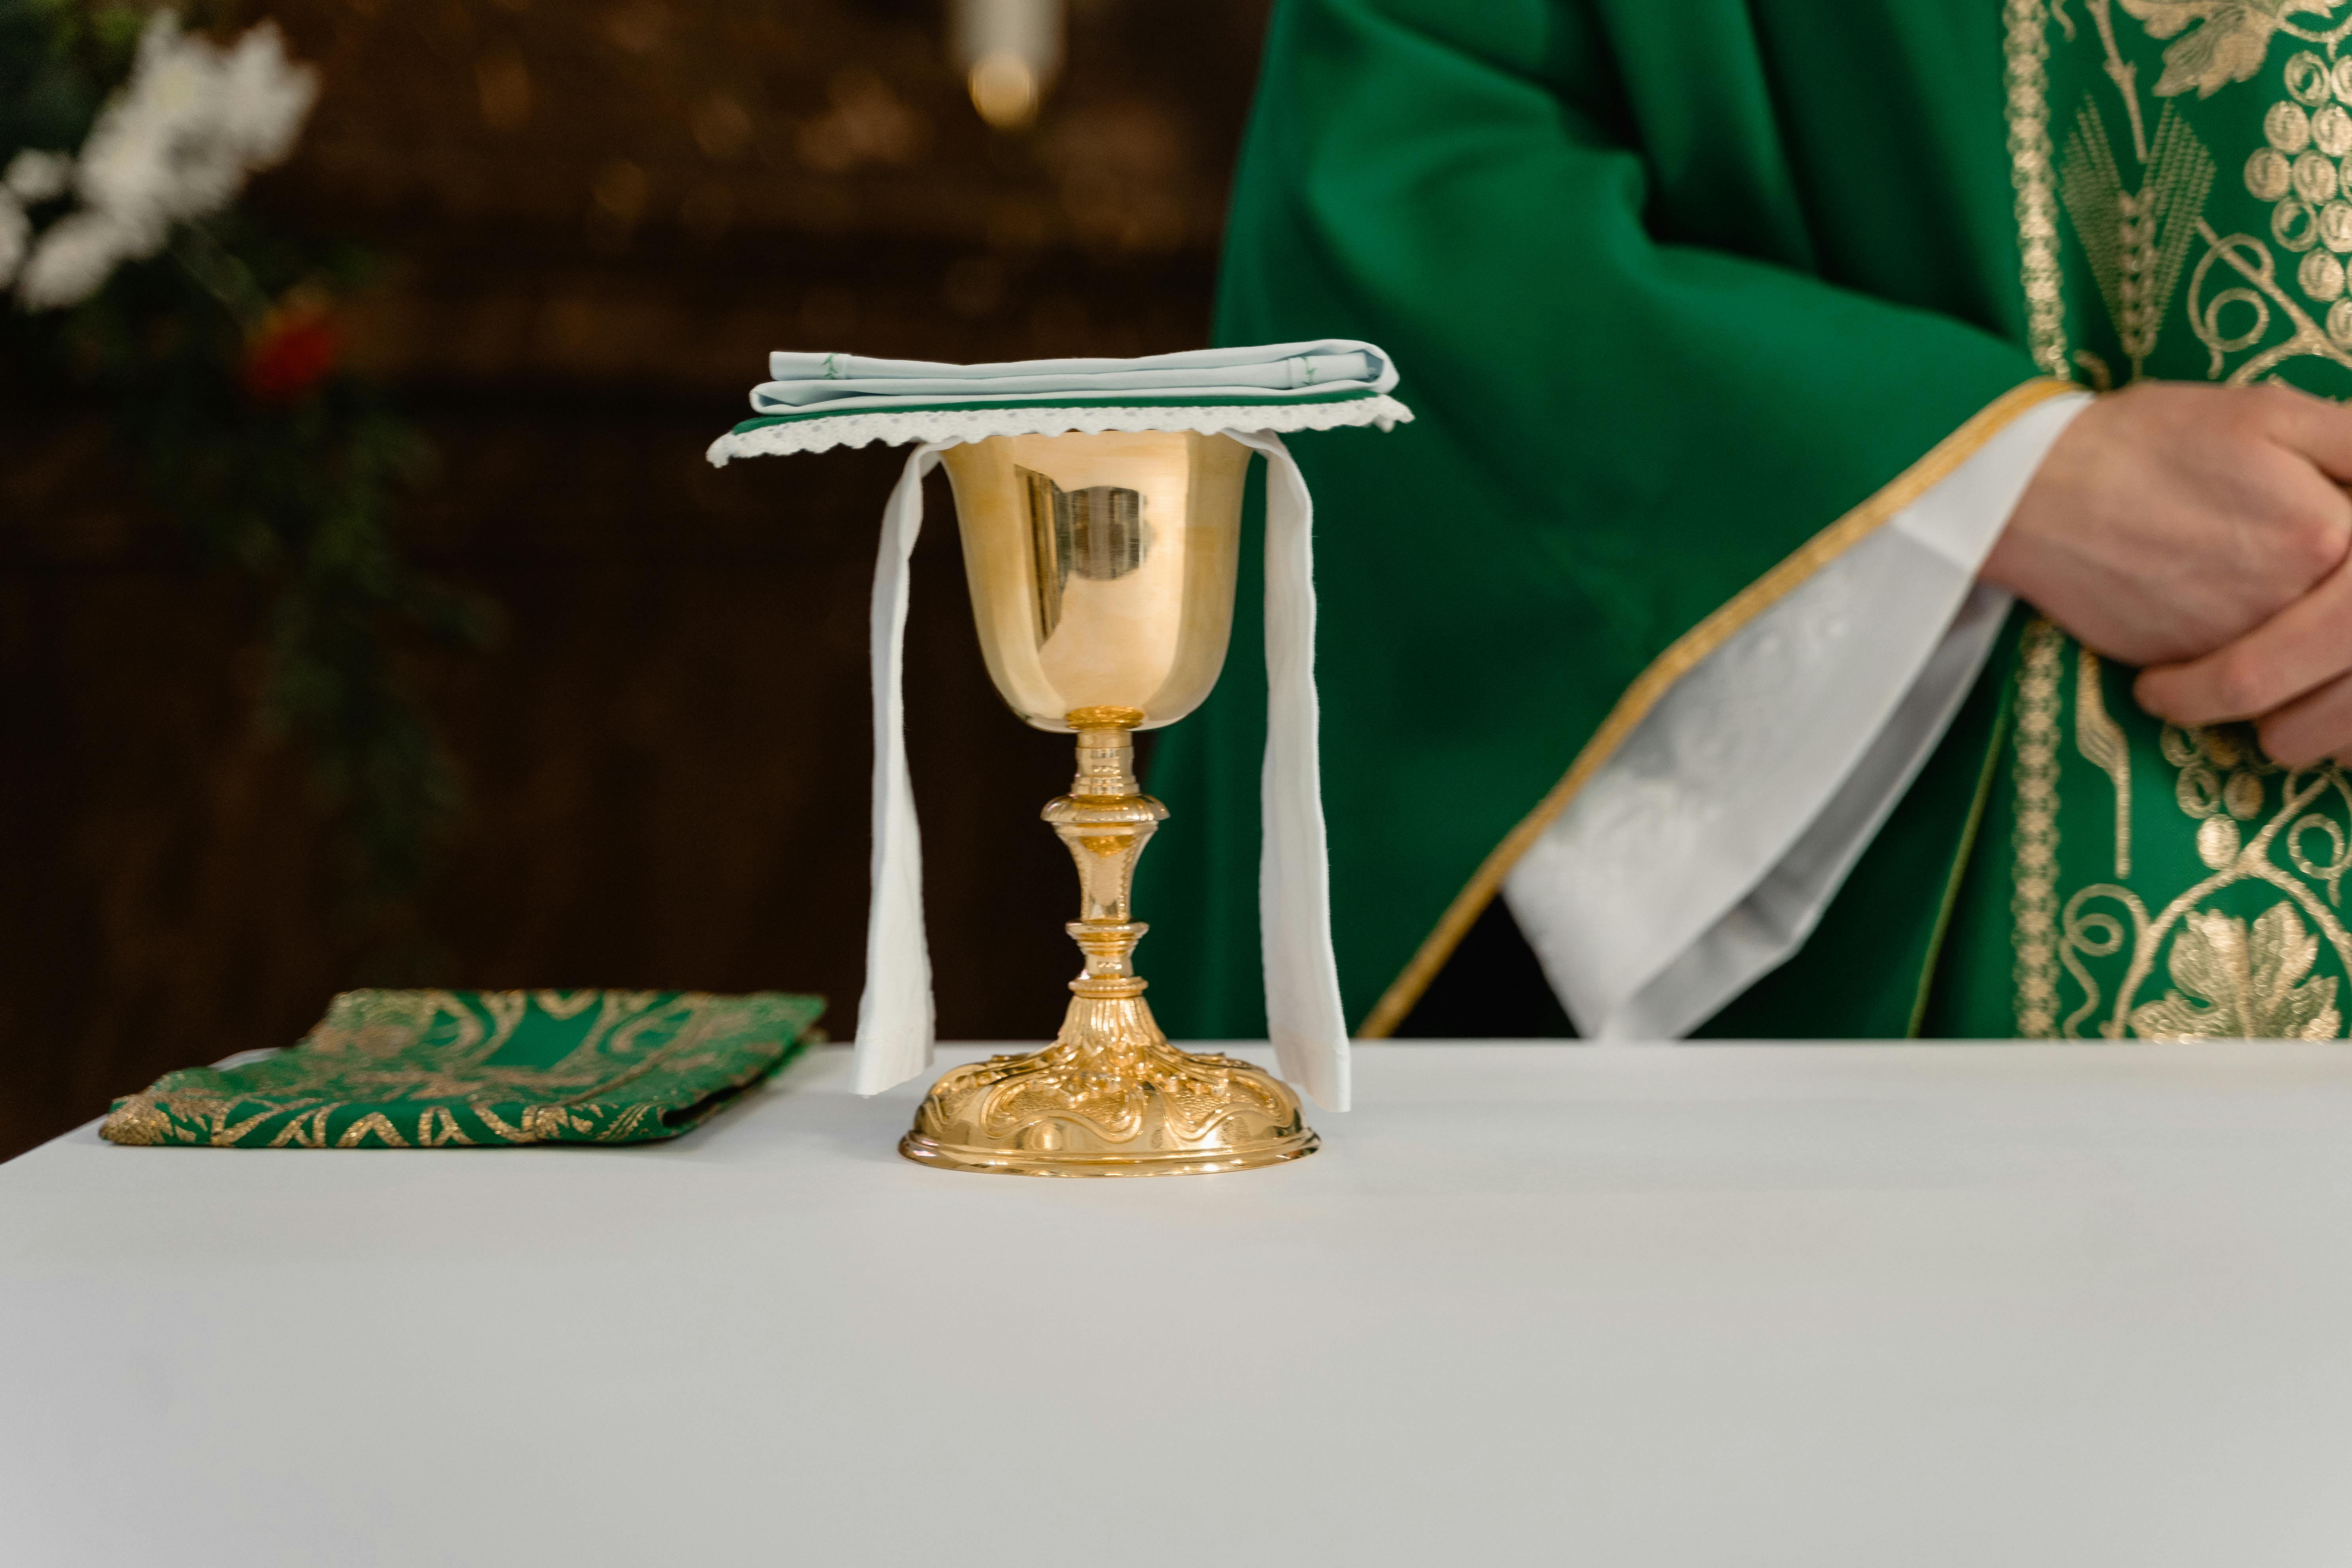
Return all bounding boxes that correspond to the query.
[1502,391,2090,1040]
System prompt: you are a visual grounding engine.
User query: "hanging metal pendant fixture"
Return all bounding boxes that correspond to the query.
[951,0,1062,130]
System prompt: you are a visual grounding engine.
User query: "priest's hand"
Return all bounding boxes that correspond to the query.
[2135,547,2352,767]
[1984,380,2352,668]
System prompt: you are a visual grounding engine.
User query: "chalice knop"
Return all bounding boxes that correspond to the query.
[898,429,1319,1176]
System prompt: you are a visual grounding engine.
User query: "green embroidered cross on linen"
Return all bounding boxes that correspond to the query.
[100,988,824,1148]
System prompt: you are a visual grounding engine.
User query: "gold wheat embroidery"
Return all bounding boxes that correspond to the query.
[2074,645,2134,877]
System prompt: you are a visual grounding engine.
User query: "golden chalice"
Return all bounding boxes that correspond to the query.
[897,429,1319,1176]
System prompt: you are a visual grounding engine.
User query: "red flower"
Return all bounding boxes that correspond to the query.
[243,298,341,403]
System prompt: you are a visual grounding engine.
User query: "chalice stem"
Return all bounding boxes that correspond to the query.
[894,702,1318,1172]
[1045,706,1169,1070]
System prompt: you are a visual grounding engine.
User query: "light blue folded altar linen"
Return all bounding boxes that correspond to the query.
[748,340,1396,414]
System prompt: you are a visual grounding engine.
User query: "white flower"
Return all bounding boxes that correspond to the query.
[3,150,71,204]
[0,197,25,288]
[1,134,77,293]
[16,210,139,308]
[14,13,317,310]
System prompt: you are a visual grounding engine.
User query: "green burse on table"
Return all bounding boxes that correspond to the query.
[100,988,824,1148]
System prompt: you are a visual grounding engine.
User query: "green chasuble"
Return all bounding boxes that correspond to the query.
[1144,0,2352,1041]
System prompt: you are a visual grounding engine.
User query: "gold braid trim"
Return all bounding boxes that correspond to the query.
[2005,0,2071,377]
[1358,376,2080,1039]
[2011,618,2066,1037]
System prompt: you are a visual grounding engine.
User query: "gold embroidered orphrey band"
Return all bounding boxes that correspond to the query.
[1357,375,2079,1039]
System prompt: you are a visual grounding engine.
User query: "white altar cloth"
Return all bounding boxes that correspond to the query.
[6,1041,2352,1567]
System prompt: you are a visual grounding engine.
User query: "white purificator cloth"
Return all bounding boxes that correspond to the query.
[748,344,1400,412]
[708,342,1414,461]
[1504,389,2093,1040]
[709,343,1413,1111]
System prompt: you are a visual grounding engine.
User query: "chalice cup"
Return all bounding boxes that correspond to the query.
[898,429,1320,1176]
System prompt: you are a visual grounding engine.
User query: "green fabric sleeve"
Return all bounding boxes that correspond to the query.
[1143,0,2046,1038]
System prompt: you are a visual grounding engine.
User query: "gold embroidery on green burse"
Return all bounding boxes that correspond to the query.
[101,988,823,1147]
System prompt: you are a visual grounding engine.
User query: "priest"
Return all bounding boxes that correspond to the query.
[1146,0,2352,1041]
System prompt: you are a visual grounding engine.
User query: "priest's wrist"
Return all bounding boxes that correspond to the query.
[1982,379,2352,669]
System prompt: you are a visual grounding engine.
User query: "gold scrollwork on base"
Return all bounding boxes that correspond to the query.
[901,1034,1317,1177]
[899,709,1319,1177]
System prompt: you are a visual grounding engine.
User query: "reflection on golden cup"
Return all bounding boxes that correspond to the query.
[897,429,1319,1176]
[944,429,1246,731]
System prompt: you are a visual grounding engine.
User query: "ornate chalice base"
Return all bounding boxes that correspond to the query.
[900,1020,1319,1177]
[900,708,1319,1177]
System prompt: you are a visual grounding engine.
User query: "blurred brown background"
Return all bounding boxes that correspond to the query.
[0,0,1273,1158]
